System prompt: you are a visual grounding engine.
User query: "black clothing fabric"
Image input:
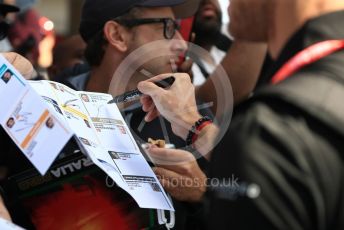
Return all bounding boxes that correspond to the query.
[53,63,90,83]
[256,54,273,88]
[215,33,232,53]
[208,10,344,230]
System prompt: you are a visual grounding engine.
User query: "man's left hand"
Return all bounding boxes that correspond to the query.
[147,146,207,202]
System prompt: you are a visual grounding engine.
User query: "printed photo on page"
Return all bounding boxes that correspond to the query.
[0,57,72,175]
[0,61,28,120]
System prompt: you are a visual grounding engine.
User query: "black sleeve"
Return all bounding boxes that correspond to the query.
[0,127,10,162]
[208,101,344,230]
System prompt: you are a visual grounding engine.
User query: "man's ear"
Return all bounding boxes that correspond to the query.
[103,21,129,53]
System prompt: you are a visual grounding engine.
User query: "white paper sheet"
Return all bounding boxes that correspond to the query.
[0,218,25,230]
[79,92,173,210]
[0,56,72,175]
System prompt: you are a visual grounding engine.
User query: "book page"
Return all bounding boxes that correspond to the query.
[0,56,72,175]
[0,218,25,230]
[31,82,129,191]
[79,91,174,211]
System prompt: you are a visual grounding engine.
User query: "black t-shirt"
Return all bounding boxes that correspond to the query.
[209,95,344,229]
[207,10,344,230]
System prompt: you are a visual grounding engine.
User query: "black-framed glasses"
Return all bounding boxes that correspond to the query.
[114,18,180,40]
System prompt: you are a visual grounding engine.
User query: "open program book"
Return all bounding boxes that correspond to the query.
[0,55,174,211]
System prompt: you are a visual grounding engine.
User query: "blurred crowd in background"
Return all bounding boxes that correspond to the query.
[0,0,85,76]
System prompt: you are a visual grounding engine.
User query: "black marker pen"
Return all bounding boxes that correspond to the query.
[108,76,175,104]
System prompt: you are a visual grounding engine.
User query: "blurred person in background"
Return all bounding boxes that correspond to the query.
[7,0,43,67]
[191,0,266,106]
[192,0,232,86]
[193,0,267,106]
[48,34,88,81]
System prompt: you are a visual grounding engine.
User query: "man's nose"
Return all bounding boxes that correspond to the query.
[170,30,188,55]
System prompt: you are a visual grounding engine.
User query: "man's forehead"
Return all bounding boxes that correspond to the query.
[138,6,176,19]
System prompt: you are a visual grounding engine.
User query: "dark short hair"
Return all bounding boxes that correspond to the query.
[84,7,142,67]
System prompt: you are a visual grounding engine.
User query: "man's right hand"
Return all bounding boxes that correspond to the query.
[138,73,202,140]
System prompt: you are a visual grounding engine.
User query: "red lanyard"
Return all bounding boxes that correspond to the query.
[271,40,344,84]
